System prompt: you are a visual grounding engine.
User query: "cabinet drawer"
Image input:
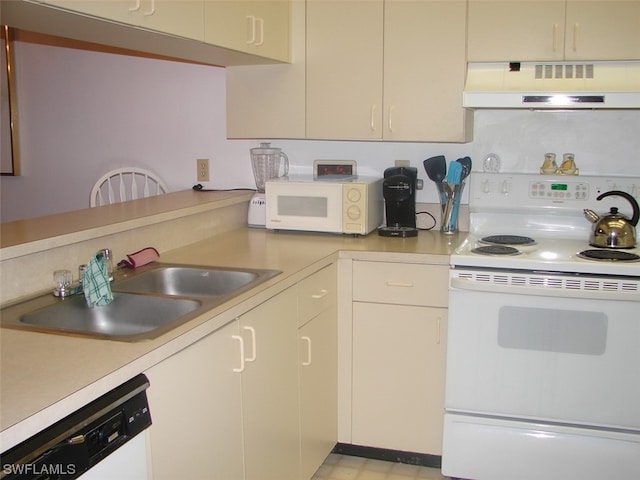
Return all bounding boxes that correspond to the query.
[299,263,337,327]
[353,261,448,307]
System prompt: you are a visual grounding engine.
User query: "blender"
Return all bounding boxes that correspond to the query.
[248,143,289,227]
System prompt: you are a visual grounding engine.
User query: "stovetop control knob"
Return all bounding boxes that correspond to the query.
[482,180,491,194]
[501,180,510,195]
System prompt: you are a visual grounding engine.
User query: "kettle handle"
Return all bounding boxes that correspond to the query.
[596,190,640,227]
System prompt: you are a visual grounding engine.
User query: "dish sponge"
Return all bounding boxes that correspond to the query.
[83,254,113,307]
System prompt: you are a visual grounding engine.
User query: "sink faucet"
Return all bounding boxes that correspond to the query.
[96,248,114,282]
[52,248,114,298]
[52,268,83,298]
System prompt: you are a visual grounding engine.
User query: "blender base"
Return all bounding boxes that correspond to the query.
[247,192,267,228]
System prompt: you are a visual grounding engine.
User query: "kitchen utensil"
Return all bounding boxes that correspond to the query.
[583,190,639,248]
[423,155,446,183]
[446,161,463,185]
[440,182,465,235]
[423,155,448,209]
[457,156,472,181]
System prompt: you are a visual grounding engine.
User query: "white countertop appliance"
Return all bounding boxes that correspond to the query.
[265,175,383,235]
[443,172,640,480]
[248,143,289,228]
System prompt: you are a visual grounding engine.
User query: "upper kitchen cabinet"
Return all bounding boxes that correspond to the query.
[563,1,640,60]
[225,0,304,138]
[2,0,287,66]
[306,0,471,142]
[468,1,640,62]
[43,0,205,41]
[227,0,471,142]
[383,0,471,142]
[306,0,384,140]
[204,1,290,62]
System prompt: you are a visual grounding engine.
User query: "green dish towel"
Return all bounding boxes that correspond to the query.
[83,254,113,307]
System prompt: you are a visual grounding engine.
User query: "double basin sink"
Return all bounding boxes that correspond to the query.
[1,264,281,341]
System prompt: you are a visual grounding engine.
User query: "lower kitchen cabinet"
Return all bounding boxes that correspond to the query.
[347,260,448,456]
[145,319,244,479]
[298,264,338,479]
[145,264,338,480]
[240,286,300,480]
[145,286,299,480]
[352,302,447,454]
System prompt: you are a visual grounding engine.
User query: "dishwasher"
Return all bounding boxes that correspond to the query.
[1,374,152,480]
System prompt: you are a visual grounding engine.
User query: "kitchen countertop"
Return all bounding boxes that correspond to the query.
[0,224,459,452]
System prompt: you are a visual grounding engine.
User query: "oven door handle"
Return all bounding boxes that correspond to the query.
[450,277,638,301]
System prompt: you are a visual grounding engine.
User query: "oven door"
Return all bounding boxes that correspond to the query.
[446,272,640,430]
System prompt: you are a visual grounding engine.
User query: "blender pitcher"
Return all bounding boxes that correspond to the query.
[250,143,289,192]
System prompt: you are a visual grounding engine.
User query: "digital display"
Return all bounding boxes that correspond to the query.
[317,164,354,176]
[551,184,568,191]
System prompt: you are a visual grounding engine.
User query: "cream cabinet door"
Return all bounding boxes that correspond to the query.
[204,0,290,61]
[383,0,471,142]
[136,0,203,41]
[352,302,447,455]
[299,307,338,480]
[225,0,305,139]
[240,287,300,480]
[467,1,566,61]
[43,0,136,26]
[306,0,384,140]
[44,0,204,41]
[564,1,640,60]
[145,320,244,480]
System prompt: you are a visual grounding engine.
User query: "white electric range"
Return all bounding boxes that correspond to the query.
[443,172,640,480]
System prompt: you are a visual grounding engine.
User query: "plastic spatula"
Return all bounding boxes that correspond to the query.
[446,161,463,185]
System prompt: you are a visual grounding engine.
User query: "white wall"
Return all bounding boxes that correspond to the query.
[1,36,639,222]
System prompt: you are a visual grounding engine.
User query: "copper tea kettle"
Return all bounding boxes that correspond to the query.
[584,190,639,249]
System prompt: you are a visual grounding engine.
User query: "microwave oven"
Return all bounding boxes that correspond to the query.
[265,176,383,235]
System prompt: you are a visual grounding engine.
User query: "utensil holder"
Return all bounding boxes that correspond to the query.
[439,181,465,234]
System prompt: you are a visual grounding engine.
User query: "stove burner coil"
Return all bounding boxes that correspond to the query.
[577,249,640,262]
[480,235,536,246]
[472,245,521,256]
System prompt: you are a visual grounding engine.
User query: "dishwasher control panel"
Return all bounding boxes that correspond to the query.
[1,375,151,480]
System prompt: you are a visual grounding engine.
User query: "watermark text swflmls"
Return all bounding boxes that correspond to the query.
[3,463,77,476]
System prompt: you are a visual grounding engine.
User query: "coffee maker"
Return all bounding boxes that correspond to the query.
[378,166,418,237]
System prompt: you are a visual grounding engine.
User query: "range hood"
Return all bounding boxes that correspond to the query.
[463,61,640,109]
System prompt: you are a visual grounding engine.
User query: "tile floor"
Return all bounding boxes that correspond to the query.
[311,453,450,480]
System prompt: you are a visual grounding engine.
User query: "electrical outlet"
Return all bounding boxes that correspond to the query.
[197,159,210,182]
